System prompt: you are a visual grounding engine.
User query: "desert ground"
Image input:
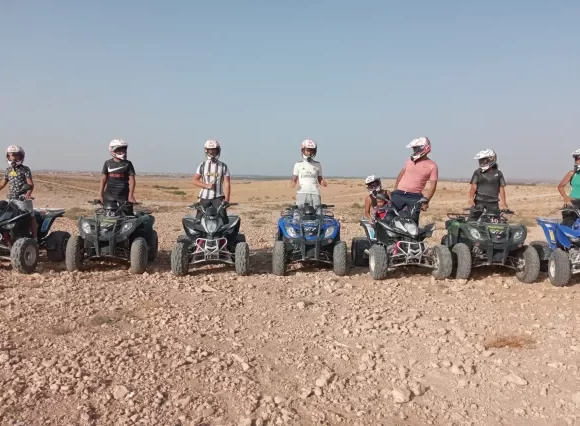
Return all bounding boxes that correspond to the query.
[1,174,580,426]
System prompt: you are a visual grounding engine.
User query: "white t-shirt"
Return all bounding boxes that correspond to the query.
[293,160,323,195]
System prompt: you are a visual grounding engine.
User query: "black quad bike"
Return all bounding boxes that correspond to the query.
[272,203,347,276]
[171,201,250,276]
[65,200,158,274]
[351,195,452,280]
[0,187,70,273]
[441,205,540,283]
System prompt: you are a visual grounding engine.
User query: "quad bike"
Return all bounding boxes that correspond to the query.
[441,205,540,283]
[0,186,70,273]
[351,195,452,280]
[272,203,347,276]
[534,204,580,287]
[171,201,249,276]
[65,200,157,274]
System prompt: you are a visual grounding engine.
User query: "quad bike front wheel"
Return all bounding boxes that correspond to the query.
[451,243,472,280]
[130,237,148,274]
[431,244,453,280]
[368,244,388,280]
[351,237,370,267]
[65,235,84,272]
[514,245,540,284]
[11,238,39,274]
[272,241,287,276]
[548,248,571,287]
[235,242,250,276]
[46,231,70,262]
[171,240,190,276]
[333,241,348,276]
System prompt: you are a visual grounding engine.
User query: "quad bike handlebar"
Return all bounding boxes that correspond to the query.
[189,200,237,214]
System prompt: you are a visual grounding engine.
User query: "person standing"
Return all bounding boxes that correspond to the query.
[391,137,438,223]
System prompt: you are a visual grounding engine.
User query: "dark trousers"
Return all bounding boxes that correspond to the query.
[196,197,228,223]
[390,190,423,223]
[470,200,499,221]
[562,199,580,227]
[103,196,134,216]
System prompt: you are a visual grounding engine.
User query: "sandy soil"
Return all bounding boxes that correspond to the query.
[1,174,579,426]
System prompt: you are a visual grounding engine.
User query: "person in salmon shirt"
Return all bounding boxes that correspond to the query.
[392,137,438,223]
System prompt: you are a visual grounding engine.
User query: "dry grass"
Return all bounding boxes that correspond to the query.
[484,335,535,349]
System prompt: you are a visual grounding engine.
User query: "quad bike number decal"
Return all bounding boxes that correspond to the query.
[488,217,499,223]
[549,229,555,243]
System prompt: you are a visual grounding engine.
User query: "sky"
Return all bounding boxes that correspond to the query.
[1,0,579,180]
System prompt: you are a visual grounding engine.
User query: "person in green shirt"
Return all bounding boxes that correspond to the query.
[557,149,580,226]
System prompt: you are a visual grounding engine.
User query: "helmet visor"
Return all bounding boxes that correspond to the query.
[478,157,493,167]
[113,146,127,153]
[366,181,381,191]
[205,148,219,156]
[6,152,23,160]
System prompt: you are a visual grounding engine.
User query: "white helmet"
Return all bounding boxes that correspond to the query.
[301,139,317,161]
[364,175,382,195]
[474,148,497,172]
[572,149,580,158]
[204,139,221,161]
[5,145,25,167]
[406,137,431,162]
[109,139,129,160]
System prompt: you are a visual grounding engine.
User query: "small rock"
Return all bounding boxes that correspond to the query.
[274,396,286,405]
[392,388,412,404]
[409,382,426,397]
[572,392,580,407]
[241,362,250,372]
[504,373,528,386]
[0,352,9,364]
[451,365,465,376]
[202,406,215,417]
[296,302,306,310]
[113,385,129,400]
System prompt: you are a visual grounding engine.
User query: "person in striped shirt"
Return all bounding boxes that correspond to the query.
[192,140,231,224]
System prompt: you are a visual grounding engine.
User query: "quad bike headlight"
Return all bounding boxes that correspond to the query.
[3,223,15,230]
[468,227,481,240]
[121,220,136,234]
[81,221,92,234]
[324,226,336,238]
[285,226,298,238]
[203,218,218,234]
[405,223,418,235]
[512,230,524,241]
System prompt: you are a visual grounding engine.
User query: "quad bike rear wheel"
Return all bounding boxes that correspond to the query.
[46,231,70,262]
[529,240,550,273]
[351,237,370,267]
[148,230,158,263]
[130,237,148,274]
[333,241,348,276]
[548,248,571,287]
[272,241,287,276]
[514,245,540,284]
[11,237,39,274]
[234,241,250,276]
[431,244,453,280]
[171,240,190,276]
[451,243,472,280]
[65,235,84,272]
[369,244,388,280]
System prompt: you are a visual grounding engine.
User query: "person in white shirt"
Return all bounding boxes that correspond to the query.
[290,139,327,207]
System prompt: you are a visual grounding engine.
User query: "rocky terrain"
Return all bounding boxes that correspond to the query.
[0,175,579,426]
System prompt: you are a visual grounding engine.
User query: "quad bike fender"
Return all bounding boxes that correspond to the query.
[419,223,435,238]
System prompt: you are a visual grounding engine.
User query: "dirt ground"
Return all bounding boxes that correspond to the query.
[1,174,579,426]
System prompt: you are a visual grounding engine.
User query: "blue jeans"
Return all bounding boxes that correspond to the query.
[391,190,423,223]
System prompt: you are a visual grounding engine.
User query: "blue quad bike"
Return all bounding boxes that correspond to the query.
[272,203,348,276]
[0,190,70,274]
[65,200,157,274]
[533,204,580,287]
[351,195,452,280]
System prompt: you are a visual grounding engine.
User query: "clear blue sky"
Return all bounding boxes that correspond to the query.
[1,0,579,180]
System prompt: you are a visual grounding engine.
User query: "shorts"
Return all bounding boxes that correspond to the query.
[296,193,321,208]
[11,199,34,216]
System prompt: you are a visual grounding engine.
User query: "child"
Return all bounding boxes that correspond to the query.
[99,139,137,215]
[373,195,390,221]
[363,175,391,221]
[290,139,327,208]
[0,145,37,239]
[469,149,508,215]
